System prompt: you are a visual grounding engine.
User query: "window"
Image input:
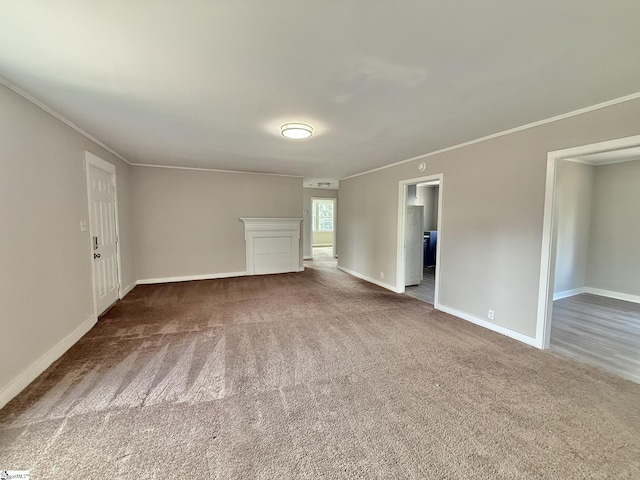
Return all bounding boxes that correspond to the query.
[312,199,334,232]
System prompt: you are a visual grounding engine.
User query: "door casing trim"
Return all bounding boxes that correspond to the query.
[396,173,444,309]
[537,134,640,349]
[84,151,123,317]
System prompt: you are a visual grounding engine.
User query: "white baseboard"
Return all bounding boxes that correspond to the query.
[336,265,539,348]
[0,315,97,410]
[303,256,312,260]
[553,287,586,301]
[584,287,640,304]
[337,265,402,293]
[137,271,246,285]
[437,304,540,348]
[552,286,640,304]
[119,282,136,298]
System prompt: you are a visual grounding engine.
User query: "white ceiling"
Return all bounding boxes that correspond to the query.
[571,146,640,165]
[2,1,640,184]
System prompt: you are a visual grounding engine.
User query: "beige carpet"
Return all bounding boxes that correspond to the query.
[1,255,639,478]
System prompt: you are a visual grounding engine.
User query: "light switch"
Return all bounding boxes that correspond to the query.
[80,220,88,232]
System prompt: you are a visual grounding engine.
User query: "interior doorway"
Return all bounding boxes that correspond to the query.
[397,174,443,307]
[85,151,122,317]
[311,197,337,259]
[538,135,640,382]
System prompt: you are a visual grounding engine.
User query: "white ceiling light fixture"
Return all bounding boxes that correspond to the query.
[281,123,313,140]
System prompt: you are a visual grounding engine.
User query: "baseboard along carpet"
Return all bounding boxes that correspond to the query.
[1,254,639,478]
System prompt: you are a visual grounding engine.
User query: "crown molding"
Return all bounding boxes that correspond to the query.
[0,76,132,165]
[131,162,303,178]
[340,91,640,181]
[4,73,639,180]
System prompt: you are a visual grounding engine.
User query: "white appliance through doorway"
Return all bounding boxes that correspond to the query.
[405,205,424,286]
[396,174,443,306]
[85,152,121,317]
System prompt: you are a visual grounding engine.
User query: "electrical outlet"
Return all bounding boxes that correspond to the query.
[80,220,88,232]
[488,310,495,320]
[380,272,384,279]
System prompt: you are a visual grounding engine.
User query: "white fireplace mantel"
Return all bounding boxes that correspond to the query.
[240,217,303,275]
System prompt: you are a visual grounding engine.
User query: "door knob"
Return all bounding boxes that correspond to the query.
[94,253,101,259]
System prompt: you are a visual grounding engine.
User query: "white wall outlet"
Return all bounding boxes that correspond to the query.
[80,220,88,232]
[488,310,495,320]
[380,272,384,279]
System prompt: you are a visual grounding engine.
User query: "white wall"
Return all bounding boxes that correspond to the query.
[408,185,438,230]
[553,161,594,295]
[417,186,439,231]
[132,166,303,281]
[0,84,135,406]
[302,188,338,258]
[553,158,640,300]
[337,97,640,340]
[586,159,640,296]
[313,230,334,247]
[407,185,419,205]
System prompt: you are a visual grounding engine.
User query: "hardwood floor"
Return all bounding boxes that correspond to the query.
[404,267,435,304]
[551,293,640,384]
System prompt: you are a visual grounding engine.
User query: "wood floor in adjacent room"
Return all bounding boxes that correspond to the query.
[1,260,639,478]
[404,267,436,304]
[551,293,640,384]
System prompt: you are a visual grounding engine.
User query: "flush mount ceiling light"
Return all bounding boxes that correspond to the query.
[281,123,313,140]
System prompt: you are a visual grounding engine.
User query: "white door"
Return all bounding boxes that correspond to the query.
[405,205,424,286]
[87,158,119,316]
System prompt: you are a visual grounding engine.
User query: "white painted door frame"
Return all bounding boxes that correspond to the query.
[85,151,123,317]
[536,134,640,349]
[311,196,338,257]
[396,174,444,308]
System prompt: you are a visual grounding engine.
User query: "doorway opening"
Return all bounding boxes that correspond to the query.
[397,174,443,306]
[85,151,122,318]
[538,135,640,382]
[311,197,337,259]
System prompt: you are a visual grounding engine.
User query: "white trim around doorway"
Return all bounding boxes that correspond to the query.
[396,174,444,308]
[537,134,640,349]
[310,196,338,259]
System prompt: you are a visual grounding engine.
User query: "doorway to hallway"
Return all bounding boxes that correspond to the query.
[305,246,337,269]
[311,197,337,259]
